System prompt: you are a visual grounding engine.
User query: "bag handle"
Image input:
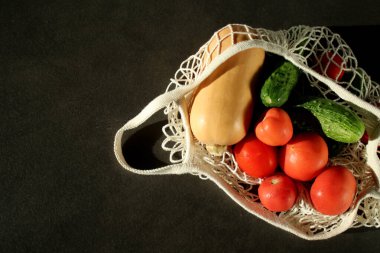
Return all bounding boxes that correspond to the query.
[113,86,194,175]
[115,36,380,176]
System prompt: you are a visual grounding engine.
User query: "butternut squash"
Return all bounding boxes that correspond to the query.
[190,26,265,155]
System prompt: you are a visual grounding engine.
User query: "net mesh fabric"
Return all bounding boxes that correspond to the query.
[160,24,380,237]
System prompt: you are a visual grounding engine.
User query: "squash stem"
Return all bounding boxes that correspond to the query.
[206,144,227,156]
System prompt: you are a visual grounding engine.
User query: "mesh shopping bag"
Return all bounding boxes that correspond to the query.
[114,24,380,240]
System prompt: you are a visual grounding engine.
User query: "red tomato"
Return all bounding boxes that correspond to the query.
[279,132,328,181]
[360,131,369,144]
[310,166,357,215]
[255,108,293,146]
[234,134,277,178]
[316,51,345,81]
[258,173,298,212]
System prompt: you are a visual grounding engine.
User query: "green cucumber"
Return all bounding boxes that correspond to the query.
[260,61,300,107]
[299,98,365,143]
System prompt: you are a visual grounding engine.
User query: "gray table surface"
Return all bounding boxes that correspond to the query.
[1,1,380,252]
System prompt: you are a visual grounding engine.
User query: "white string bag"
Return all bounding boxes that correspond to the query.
[114,24,380,240]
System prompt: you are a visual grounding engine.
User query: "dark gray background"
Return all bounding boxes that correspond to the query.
[1,0,380,252]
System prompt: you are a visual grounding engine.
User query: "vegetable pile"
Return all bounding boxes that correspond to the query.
[189,50,369,216]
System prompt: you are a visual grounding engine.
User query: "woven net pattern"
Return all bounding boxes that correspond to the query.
[160,24,380,237]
